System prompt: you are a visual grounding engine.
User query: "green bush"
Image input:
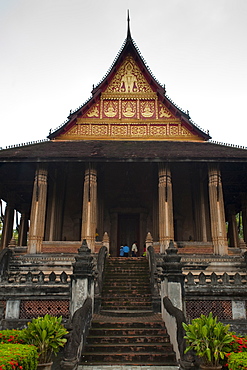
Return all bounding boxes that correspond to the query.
[0,343,38,370]
[22,314,68,363]
[183,312,233,367]
[227,352,247,369]
[0,330,25,344]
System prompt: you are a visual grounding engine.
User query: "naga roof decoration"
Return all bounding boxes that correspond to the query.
[49,19,210,142]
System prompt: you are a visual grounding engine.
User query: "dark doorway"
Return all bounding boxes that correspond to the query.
[118,213,140,255]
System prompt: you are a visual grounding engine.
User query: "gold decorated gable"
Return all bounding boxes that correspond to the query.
[56,54,203,141]
[105,54,153,94]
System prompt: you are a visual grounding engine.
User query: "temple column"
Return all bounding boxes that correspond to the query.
[110,212,118,256]
[46,169,65,241]
[227,205,239,248]
[18,210,29,246]
[241,193,247,245]
[0,201,14,250]
[28,165,48,254]
[208,164,228,255]
[158,163,174,253]
[81,164,97,252]
[199,172,208,242]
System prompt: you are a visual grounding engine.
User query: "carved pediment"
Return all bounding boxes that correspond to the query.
[105,54,153,95]
[50,30,209,142]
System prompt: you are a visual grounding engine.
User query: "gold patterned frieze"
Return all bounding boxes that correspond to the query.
[105,54,153,94]
[58,121,200,141]
[131,125,147,136]
[122,100,137,118]
[111,125,128,136]
[158,102,172,118]
[103,100,118,118]
[85,103,100,118]
[91,125,108,136]
[82,97,173,122]
[101,92,158,100]
[78,125,90,136]
[170,125,179,136]
[140,100,155,118]
[150,125,167,136]
[67,126,78,135]
[181,126,194,136]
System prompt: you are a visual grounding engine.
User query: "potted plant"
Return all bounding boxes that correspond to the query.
[182,312,233,370]
[23,314,68,370]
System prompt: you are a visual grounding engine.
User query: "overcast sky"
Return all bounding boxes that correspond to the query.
[0,0,246,148]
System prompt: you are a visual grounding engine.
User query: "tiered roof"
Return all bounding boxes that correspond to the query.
[1,17,246,162]
[48,18,210,142]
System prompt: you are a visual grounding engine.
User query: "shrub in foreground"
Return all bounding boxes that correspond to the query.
[0,343,38,370]
[22,314,68,364]
[227,352,247,369]
[183,312,233,367]
[0,330,25,344]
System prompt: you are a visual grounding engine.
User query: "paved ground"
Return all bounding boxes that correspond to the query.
[78,367,179,370]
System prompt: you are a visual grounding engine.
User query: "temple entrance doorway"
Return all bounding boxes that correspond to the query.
[117,213,140,256]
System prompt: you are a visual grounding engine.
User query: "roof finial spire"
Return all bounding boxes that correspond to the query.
[127,9,131,39]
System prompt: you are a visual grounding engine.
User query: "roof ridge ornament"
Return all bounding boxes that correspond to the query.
[127,9,131,40]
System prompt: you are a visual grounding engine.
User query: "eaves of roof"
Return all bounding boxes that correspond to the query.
[0,140,247,163]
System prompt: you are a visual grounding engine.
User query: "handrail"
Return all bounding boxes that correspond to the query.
[94,245,107,313]
[0,248,13,276]
[96,245,108,293]
[147,245,160,312]
[61,297,93,370]
[163,297,196,369]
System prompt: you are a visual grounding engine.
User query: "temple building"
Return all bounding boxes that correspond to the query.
[1,20,247,259]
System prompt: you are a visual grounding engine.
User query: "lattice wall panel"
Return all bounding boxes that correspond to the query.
[186,300,232,320]
[20,300,69,319]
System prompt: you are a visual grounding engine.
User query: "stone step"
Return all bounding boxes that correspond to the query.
[81,352,176,364]
[99,309,154,317]
[101,296,152,302]
[105,269,147,278]
[102,289,150,294]
[107,257,147,261]
[102,282,150,287]
[102,287,150,296]
[86,335,170,344]
[101,302,152,309]
[80,257,177,367]
[103,290,152,299]
[87,328,167,336]
[91,321,167,329]
[101,303,152,309]
[84,343,174,353]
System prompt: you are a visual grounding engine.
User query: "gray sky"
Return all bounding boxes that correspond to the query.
[1,0,247,148]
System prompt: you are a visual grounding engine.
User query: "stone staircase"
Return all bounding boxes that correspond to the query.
[80,257,177,367]
[101,257,153,314]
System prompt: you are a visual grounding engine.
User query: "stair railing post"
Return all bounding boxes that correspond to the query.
[70,239,94,317]
[94,245,107,313]
[161,239,184,311]
[161,240,188,367]
[147,245,161,312]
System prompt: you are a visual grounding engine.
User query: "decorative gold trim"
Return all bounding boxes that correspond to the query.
[101,92,158,99]
[76,118,181,124]
[104,54,154,95]
[59,121,201,141]
[56,134,202,142]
